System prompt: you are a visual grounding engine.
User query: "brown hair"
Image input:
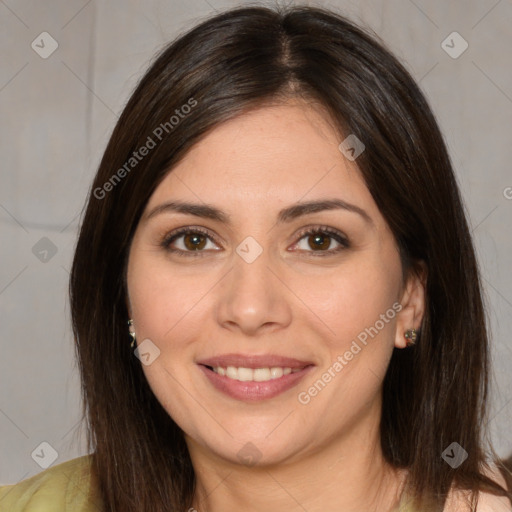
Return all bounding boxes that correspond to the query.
[69,4,512,511]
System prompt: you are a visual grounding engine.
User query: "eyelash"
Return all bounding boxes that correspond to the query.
[159,225,350,258]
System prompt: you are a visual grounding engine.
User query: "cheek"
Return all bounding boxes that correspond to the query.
[294,258,400,348]
[127,255,209,431]
[296,268,400,417]
[127,252,211,342]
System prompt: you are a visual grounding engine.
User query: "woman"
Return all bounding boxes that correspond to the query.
[1,4,511,511]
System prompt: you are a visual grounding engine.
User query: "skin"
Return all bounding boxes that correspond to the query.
[125,99,429,512]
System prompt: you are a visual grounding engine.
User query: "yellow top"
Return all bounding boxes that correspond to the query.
[0,455,418,511]
[3,455,511,511]
[0,455,103,512]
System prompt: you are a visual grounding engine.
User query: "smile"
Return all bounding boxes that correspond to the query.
[210,365,304,381]
[196,353,315,401]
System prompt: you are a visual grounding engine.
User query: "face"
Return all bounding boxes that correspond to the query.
[126,100,421,467]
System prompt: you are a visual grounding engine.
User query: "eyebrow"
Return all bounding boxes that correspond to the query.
[143,198,373,226]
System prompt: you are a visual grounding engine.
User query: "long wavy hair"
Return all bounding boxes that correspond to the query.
[69,4,512,511]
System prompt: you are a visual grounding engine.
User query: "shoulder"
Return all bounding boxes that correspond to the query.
[0,454,103,512]
[474,464,512,512]
[444,464,512,512]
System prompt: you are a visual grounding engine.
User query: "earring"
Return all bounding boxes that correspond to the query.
[404,328,417,346]
[128,319,136,348]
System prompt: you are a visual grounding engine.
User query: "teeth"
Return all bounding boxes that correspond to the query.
[226,366,238,379]
[254,368,271,381]
[212,366,302,382]
[237,367,253,382]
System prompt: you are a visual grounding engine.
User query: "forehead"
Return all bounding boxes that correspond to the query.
[144,101,382,228]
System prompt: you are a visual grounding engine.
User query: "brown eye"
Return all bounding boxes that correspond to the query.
[307,233,332,251]
[161,227,219,256]
[293,226,349,256]
[183,232,207,251]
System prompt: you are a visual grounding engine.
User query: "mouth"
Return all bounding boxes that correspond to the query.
[197,354,315,401]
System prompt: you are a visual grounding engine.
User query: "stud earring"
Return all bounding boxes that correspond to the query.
[404,328,417,346]
[128,319,136,348]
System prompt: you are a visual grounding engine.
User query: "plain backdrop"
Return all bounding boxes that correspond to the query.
[1,0,511,485]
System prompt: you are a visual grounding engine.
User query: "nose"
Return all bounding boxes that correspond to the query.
[215,248,292,337]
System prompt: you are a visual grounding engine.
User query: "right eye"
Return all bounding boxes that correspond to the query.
[160,227,221,257]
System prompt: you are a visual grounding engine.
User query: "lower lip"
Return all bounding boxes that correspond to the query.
[198,365,314,402]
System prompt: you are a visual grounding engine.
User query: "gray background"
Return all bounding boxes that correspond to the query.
[1,0,511,485]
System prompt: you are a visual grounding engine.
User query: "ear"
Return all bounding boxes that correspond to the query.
[394,260,427,349]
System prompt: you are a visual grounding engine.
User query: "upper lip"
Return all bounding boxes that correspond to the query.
[197,353,314,369]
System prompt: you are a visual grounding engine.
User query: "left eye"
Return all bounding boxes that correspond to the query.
[292,228,349,255]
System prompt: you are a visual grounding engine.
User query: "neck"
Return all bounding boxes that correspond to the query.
[186,399,406,512]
